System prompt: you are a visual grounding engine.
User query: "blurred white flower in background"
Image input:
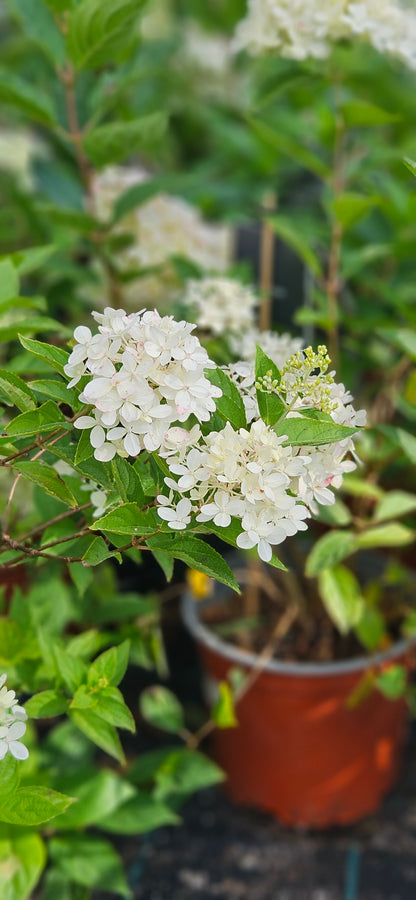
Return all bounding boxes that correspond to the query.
[183,277,258,338]
[234,0,416,69]
[91,167,232,308]
[181,23,248,105]
[232,327,304,368]
[0,128,46,189]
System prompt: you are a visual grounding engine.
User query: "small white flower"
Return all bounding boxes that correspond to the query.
[0,721,29,761]
[157,497,193,530]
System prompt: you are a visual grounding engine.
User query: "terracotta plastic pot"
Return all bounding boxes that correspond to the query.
[182,593,414,828]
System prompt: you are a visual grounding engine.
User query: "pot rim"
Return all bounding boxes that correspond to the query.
[181,591,415,678]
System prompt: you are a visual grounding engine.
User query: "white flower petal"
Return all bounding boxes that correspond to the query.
[94,443,117,462]
[74,416,96,430]
[9,741,29,760]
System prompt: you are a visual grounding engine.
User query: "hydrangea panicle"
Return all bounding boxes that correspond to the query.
[233,0,416,70]
[156,335,366,559]
[183,277,258,338]
[66,307,222,461]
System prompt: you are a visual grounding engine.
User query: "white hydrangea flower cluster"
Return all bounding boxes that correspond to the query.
[230,343,366,511]
[0,674,29,761]
[183,277,258,338]
[66,307,221,462]
[158,419,311,562]
[91,167,232,306]
[233,0,416,70]
[157,337,366,559]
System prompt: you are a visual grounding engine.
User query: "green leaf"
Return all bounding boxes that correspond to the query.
[25,690,68,718]
[380,327,416,361]
[275,416,358,447]
[53,770,135,830]
[111,455,145,506]
[249,117,330,179]
[332,192,379,229]
[306,530,357,576]
[355,606,386,652]
[356,523,414,549]
[30,379,79,408]
[94,686,135,732]
[379,426,416,465]
[314,498,352,527]
[254,344,281,383]
[152,549,174,581]
[67,0,146,70]
[66,629,104,658]
[11,245,56,276]
[13,460,77,507]
[375,665,407,700]
[268,214,322,277]
[0,620,26,664]
[36,204,97,232]
[54,645,87,694]
[0,370,36,412]
[90,503,159,535]
[8,0,65,65]
[0,259,19,304]
[0,788,74,826]
[207,367,247,430]
[45,0,73,12]
[69,709,125,763]
[0,316,66,343]
[127,746,180,785]
[404,157,416,177]
[341,100,399,128]
[81,537,121,566]
[0,756,20,797]
[0,832,46,900]
[211,681,237,728]
[154,749,224,797]
[83,113,167,168]
[74,428,94,465]
[145,533,240,592]
[140,686,184,734]
[100,792,179,834]
[18,336,69,375]
[374,491,416,523]
[49,834,130,896]
[318,565,364,635]
[403,610,416,638]
[6,400,67,438]
[88,640,130,688]
[254,345,286,426]
[341,475,384,501]
[0,70,55,125]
